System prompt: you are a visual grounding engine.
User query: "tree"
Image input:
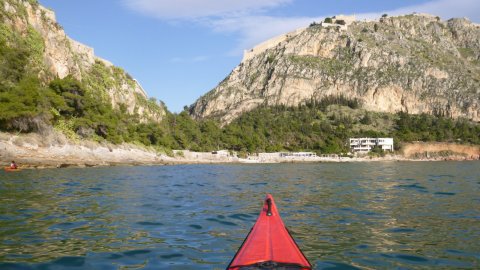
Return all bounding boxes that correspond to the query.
[360,112,372,125]
[49,76,86,117]
[370,145,386,157]
[0,76,55,132]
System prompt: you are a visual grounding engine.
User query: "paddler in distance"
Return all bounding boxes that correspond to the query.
[10,161,18,169]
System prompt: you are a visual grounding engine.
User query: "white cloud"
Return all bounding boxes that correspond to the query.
[123,0,292,19]
[224,0,480,54]
[125,0,480,55]
[350,0,480,23]
[210,16,322,54]
[379,0,480,22]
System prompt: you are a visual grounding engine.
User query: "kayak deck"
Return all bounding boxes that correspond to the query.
[227,194,311,270]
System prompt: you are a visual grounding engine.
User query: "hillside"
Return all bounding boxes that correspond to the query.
[1,3,479,160]
[190,14,480,124]
[0,0,165,140]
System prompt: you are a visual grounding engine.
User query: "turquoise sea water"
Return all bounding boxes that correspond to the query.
[0,161,479,269]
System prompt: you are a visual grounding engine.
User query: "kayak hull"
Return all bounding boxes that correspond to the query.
[4,167,21,172]
[227,194,312,270]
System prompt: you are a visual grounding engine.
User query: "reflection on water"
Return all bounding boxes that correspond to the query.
[0,161,479,269]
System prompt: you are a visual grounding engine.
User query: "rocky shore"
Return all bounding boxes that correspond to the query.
[0,132,243,168]
[1,132,478,169]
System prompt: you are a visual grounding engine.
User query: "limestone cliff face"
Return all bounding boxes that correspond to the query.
[1,0,165,122]
[191,14,480,124]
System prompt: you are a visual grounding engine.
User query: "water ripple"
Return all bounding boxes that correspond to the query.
[0,161,479,269]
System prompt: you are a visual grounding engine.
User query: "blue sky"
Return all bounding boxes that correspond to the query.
[38,0,479,112]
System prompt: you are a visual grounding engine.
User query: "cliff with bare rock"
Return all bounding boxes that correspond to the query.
[0,0,165,123]
[191,14,480,124]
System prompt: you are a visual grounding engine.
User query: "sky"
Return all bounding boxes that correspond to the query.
[38,0,480,112]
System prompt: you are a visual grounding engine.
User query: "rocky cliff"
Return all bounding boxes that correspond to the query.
[1,0,165,122]
[191,14,480,124]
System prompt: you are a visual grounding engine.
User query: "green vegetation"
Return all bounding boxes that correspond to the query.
[1,70,479,153]
[394,112,479,144]
[217,104,479,154]
[0,19,167,145]
[0,22,50,132]
[369,145,386,157]
[288,55,351,76]
[163,96,478,154]
[82,61,118,103]
[28,0,39,6]
[458,47,475,59]
[0,0,38,21]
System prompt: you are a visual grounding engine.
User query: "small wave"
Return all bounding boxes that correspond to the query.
[189,224,202,229]
[434,192,456,196]
[395,254,429,262]
[387,228,416,233]
[395,183,428,190]
[123,249,151,257]
[52,256,86,267]
[160,253,183,259]
[136,221,163,226]
[206,218,237,226]
[229,213,252,221]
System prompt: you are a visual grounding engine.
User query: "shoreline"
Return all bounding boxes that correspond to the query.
[1,132,479,169]
[5,156,479,170]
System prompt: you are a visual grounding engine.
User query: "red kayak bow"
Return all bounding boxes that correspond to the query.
[227,194,312,270]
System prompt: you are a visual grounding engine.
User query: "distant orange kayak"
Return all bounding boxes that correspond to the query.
[4,167,21,172]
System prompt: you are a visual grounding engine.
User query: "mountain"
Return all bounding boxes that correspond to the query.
[190,14,480,124]
[0,0,165,131]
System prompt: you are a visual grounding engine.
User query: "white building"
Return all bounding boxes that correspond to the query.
[332,15,356,25]
[349,138,394,153]
[319,15,356,31]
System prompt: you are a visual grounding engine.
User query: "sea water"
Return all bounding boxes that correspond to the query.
[0,161,479,269]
